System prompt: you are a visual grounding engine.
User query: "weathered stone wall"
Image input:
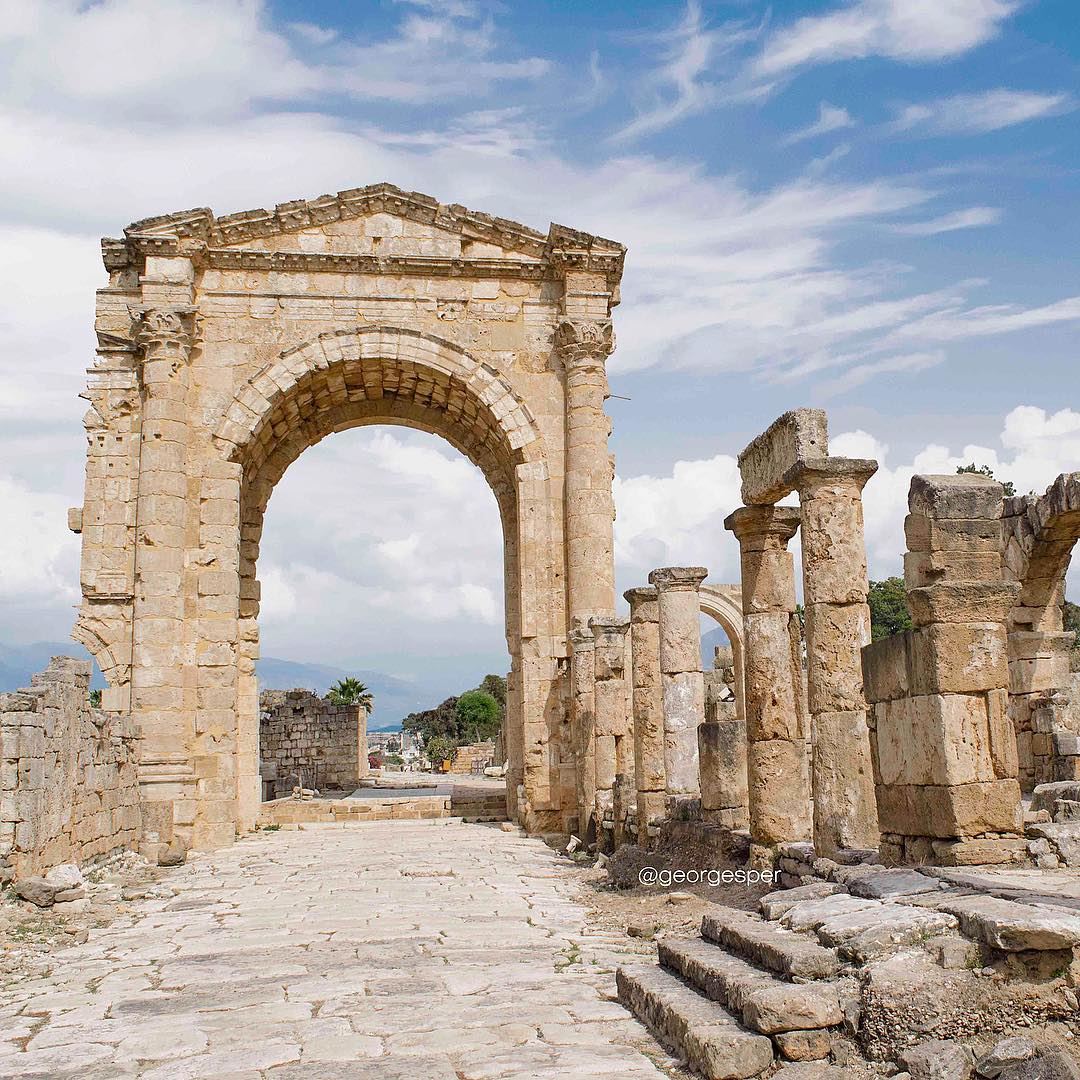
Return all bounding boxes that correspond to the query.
[449,741,496,774]
[259,689,367,799]
[1,657,141,883]
[864,474,1023,866]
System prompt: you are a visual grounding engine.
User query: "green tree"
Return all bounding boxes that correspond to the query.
[957,462,1015,497]
[455,690,501,742]
[479,673,507,711]
[89,688,102,708]
[403,696,459,743]
[868,577,912,641]
[326,677,373,710]
[425,734,457,767]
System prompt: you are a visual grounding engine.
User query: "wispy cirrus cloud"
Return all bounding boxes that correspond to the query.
[782,102,856,145]
[892,88,1073,135]
[754,0,1019,77]
[890,205,1002,235]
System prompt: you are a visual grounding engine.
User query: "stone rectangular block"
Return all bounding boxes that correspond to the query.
[738,408,828,505]
[805,602,869,714]
[904,513,1002,553]
[907,582,1019,627]
[875,778,1022,839]
[908,473,1004,521]
[903,550,1003,589]
[698,719,748,814]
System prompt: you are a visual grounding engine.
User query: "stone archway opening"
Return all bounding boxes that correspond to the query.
[221,328,540,831]
[251,423,510,807]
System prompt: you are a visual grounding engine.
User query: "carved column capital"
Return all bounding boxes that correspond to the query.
[130,305,198,358]
[554,317,614,368]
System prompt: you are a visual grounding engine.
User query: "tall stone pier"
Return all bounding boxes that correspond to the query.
[793,457,881,857]
[648,567,707,803]
[590,616,631,845]
[626,587,666,846]
[725,506,811,862]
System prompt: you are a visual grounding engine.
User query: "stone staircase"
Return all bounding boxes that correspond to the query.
[618,901,853,1078]
[617,868,1080,1079]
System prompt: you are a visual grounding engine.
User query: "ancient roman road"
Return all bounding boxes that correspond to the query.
[0,821,673,1079]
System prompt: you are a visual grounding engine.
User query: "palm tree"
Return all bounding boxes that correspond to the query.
[326,677,374,711]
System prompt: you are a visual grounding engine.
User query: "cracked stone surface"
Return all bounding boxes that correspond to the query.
[0,821,674,1079]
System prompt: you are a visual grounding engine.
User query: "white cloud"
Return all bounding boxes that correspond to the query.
[614,455,744,591]
[892,89,1072,135]
[835,407,1080,597]
[890,206,1002,235]
[0,473,78,608]
[782,103,856,145]
[755,0,1019,76]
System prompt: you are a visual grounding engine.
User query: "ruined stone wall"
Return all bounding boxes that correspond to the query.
[863,475,1023,866]
[449,741,496,774]
[1,657,141,883]
[259,689,367,799]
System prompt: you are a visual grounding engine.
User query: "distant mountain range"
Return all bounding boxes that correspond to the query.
[0,642,434,732]
[2,629,735,731]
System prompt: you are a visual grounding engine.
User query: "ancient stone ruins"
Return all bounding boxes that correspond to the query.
[3,184,1080,1079]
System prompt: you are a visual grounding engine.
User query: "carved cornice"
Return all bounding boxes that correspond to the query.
[101,182,626,291]
[206,249,548,279]
[553,317,615,364]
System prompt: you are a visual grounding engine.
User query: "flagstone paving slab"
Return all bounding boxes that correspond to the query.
[0,820,675,1078]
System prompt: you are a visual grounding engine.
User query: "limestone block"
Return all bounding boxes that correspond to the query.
[594,680,629,737]
[595,735,617,791]
[907,582,1019,627]
[748,739,811,846]
[812,710,879,852]
[875,778,1022,838]
[904,550,1004,590]
[698,719,748,814]
[987,689,1019,780]
[861,633,912,704]
[801,494,871,605]
[743,611,801,741]
[909,623,1009,696]
[740,550,798,614]
[661,670,704,733]
[875,693,997,787]
[632,687,666,791]
[805,602,869,714]
[738,408,828,505]
[909,473,1003,521]
[904,513,1002,554]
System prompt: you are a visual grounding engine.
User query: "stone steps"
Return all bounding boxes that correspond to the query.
[658,938,844,1035]
[699,908,842,980]
[616,964,775,1079]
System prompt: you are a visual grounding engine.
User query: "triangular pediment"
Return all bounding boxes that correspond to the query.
[115,183,624,271]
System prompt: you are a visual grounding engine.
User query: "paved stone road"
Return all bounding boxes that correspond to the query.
[0,821,673,1078]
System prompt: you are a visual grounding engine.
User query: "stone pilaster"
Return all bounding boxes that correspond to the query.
[724,507,811,861]
[558,319,616,625]
[569,627,596,841]
[626,587,666,846]
[648,566,707,801]
[129,301,199,856]
[791,457,880,857]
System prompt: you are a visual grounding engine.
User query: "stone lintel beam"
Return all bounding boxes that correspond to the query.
[737,409,828,506]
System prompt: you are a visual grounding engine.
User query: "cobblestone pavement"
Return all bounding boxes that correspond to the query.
[0,821,675,1079]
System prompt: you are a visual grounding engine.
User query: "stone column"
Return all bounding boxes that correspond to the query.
[792,458,880,858]
[557,319,616,624]
[648,567,707,802]
[724,507,811,862]
[626,587,666,846]
[590,616,630,847]
[129,301,198,857]
[569,627,596,841]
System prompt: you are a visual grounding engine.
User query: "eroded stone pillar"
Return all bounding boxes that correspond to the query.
[590,616,630,848]
[649,567,707,802]
[699,656,748,829]
[558,319,616,624]
[569,627,596,841]
[792,458,880,857]
[129,296,200,858]
[724,507,811,860]
[626,587,666,846]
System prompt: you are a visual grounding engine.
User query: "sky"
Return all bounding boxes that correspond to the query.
[0,0,1078,707]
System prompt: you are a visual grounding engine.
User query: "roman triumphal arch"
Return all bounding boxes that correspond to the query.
[70,184,625,852]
